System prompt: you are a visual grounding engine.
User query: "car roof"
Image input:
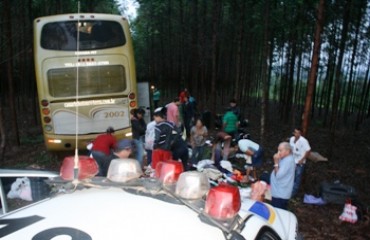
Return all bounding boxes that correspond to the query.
[0,169,58,178]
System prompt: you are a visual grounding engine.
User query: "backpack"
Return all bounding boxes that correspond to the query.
[170,127,182,149]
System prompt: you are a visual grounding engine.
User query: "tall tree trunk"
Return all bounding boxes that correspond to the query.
[210,0,221,118]
[4,0,20,146]
[329,0,351,157]
[343,5,362,125]
[190,0,199,98]
[260,0,271,146]
[355,56,370,130]
[233,0,245,101]
[0,101,5,161]
[302,0,325,136]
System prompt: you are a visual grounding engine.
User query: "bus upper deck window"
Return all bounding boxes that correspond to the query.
[41,21,126,51]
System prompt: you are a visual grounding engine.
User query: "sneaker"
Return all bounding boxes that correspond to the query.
[144,165,155,177]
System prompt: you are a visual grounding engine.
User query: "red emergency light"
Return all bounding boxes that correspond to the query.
[155,160,184,184]
[205,183,241,220]
[60,156,99,180]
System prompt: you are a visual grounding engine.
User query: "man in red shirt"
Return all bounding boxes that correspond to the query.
[91,127,117,176]
[179,88,188,103]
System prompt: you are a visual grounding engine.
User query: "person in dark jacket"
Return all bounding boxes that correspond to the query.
[152,107,175,169]
[171,130,189,171]
[131,108,146,167]
[182,96,195,139]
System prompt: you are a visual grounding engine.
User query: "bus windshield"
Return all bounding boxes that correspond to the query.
[47,65,127,97]
[41,20,126,50]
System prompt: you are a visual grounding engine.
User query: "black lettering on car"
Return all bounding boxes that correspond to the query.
[0,215,44,238]
[32,227,92,240]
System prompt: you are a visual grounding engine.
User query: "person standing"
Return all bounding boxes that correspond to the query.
[183,96,195,139]
[270,142,296,210]
[171,133,189,171]
[144,118,156,167]
[152,107,175,169]
[153,88,161,109]
[190,118,208,164]
[179,88,188,103]
[91,127,117,176]
[229,99,241,120]
[222,107,239,140]
[131,108,146,167]
[289,127,311,197]
[166,98,181,129]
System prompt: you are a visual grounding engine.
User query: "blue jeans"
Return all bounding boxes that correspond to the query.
[91,150,108,176]
[251,147,264,167]
[146,149,152,166]
[133,139,144,166]
[271,197,289,210]
[292,164,305,197]
[191,146,204,164]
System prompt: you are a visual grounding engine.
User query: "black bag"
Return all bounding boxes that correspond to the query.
[320,181,357,205]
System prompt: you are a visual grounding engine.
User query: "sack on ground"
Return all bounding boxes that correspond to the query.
[339,201,358,224]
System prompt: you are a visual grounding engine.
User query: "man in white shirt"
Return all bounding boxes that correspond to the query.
[289,127,311,196]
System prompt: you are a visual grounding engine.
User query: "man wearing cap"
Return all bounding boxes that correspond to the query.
[99,139,133,176]
[152,107,175,169]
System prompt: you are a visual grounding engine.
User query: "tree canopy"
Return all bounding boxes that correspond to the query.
[131,0,370,136]
[0,0,369,151]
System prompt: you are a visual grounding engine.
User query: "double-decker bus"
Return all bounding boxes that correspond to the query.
[34,14,137,151]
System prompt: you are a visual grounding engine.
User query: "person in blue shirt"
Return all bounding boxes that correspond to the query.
[270,142,296,210]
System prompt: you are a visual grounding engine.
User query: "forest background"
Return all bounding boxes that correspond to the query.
[0,1,369,238]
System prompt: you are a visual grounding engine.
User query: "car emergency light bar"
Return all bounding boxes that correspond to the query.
[107,159,143,183]
[155,160,184,184]
[205,183,241,220]
[175,171,210,200]
[60,156,98,180]
[59,157,241,222]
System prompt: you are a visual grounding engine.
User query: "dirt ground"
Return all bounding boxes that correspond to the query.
[1,105,370,239]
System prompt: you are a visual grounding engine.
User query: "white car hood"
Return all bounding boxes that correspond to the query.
[1,187,224,240]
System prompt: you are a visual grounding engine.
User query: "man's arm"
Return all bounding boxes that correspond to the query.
[273,155,291,179]
[298,150,311,165]
[153,127,160,148]
[273,153,280,174]
[298,139,311,164]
